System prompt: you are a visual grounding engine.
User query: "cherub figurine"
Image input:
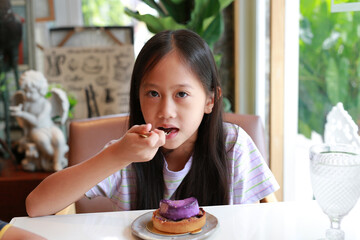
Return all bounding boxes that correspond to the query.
[10,70,69,171]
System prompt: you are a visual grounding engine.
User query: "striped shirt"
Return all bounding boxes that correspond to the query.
[85,122,279,210]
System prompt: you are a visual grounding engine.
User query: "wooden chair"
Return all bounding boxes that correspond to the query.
[66,112,274,213]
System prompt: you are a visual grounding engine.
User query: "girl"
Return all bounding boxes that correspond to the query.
[26,29,279,217]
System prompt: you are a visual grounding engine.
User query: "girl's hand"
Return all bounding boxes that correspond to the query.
[106,123,166,165]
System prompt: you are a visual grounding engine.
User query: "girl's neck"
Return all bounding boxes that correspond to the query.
[162,146,193,172]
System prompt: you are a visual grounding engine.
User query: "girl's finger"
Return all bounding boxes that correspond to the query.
[152,129,166,144]
[128,123,152,134]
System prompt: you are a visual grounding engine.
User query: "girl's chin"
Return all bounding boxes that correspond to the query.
[161,142,183,152]
[161,144,177,151]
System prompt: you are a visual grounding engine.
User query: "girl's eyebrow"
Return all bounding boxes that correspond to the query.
[142,82,194,89]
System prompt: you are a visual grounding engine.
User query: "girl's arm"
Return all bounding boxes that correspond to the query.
[1,225,46,240]
[26,124,165,217]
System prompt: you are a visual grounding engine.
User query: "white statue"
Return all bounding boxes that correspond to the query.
[9,70,69,171]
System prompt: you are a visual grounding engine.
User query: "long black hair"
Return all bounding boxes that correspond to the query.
[129,29,229,209]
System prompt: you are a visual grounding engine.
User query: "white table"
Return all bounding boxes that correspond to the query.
[10,200,360,240]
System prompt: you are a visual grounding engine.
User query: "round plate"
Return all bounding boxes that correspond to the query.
[131,211,218,240]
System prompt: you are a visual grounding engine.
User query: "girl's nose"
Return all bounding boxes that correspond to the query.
[157,98,176,119]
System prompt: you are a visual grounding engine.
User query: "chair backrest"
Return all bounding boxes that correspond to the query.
[224,112,267,164]
[67,112,267,212]
[68,113,130,166]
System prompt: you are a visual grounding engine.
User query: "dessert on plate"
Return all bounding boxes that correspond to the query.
[151,197,206,234]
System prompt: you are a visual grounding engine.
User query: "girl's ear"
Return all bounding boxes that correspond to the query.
[204,95,214,114]
[204,87,221,114]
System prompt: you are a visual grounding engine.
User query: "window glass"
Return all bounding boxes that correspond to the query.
[299,0,360,139]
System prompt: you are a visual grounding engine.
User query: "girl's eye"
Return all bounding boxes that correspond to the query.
[176,92,188,98]
[148,91,159,97]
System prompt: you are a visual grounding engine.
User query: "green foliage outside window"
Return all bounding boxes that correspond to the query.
[299,0,360,138]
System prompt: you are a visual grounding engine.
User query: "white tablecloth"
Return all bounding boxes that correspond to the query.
[10,200,360,240]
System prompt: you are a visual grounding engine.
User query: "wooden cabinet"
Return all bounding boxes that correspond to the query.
[0,159,52,222]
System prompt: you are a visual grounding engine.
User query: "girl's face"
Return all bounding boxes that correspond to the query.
[139,51,214,150]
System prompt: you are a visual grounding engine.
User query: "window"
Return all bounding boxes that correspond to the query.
[285,0,360,201]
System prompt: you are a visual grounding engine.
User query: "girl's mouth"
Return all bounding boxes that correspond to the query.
[157,127,178,136]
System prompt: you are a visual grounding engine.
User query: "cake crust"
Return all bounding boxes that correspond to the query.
[152,208,206,234]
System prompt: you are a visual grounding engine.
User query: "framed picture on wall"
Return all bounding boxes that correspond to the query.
[48,26,134,47]
[11,0,36,70]
[34,0,55,22]
[44,26,135,119]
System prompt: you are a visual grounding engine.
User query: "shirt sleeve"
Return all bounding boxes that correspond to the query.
[85,166,136,211]
[85,171,121,199]
[0,220,11,240]
[225,123,280,204]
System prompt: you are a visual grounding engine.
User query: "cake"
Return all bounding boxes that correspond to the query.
[151,197,206,234]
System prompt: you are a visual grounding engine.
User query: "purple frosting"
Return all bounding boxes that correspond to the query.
[159,197,199,221]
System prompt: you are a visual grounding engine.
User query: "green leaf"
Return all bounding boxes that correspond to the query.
[170,0,187,3]
[322,31,340,50]
[338,57,350,104]
[356,56,360,78]
[161,0,191,23]
[300,0,319,18]
[202,12,223,49]
[223,97,232,112]
[142,0,166,17]
[213,53,222,69]
[188,0,220,34]
[325,58,340,105]
[356,91,360,121]
[219,0,234,10]
[124,9,185,33]
[298,119,312,139]
[300,17,314,44]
